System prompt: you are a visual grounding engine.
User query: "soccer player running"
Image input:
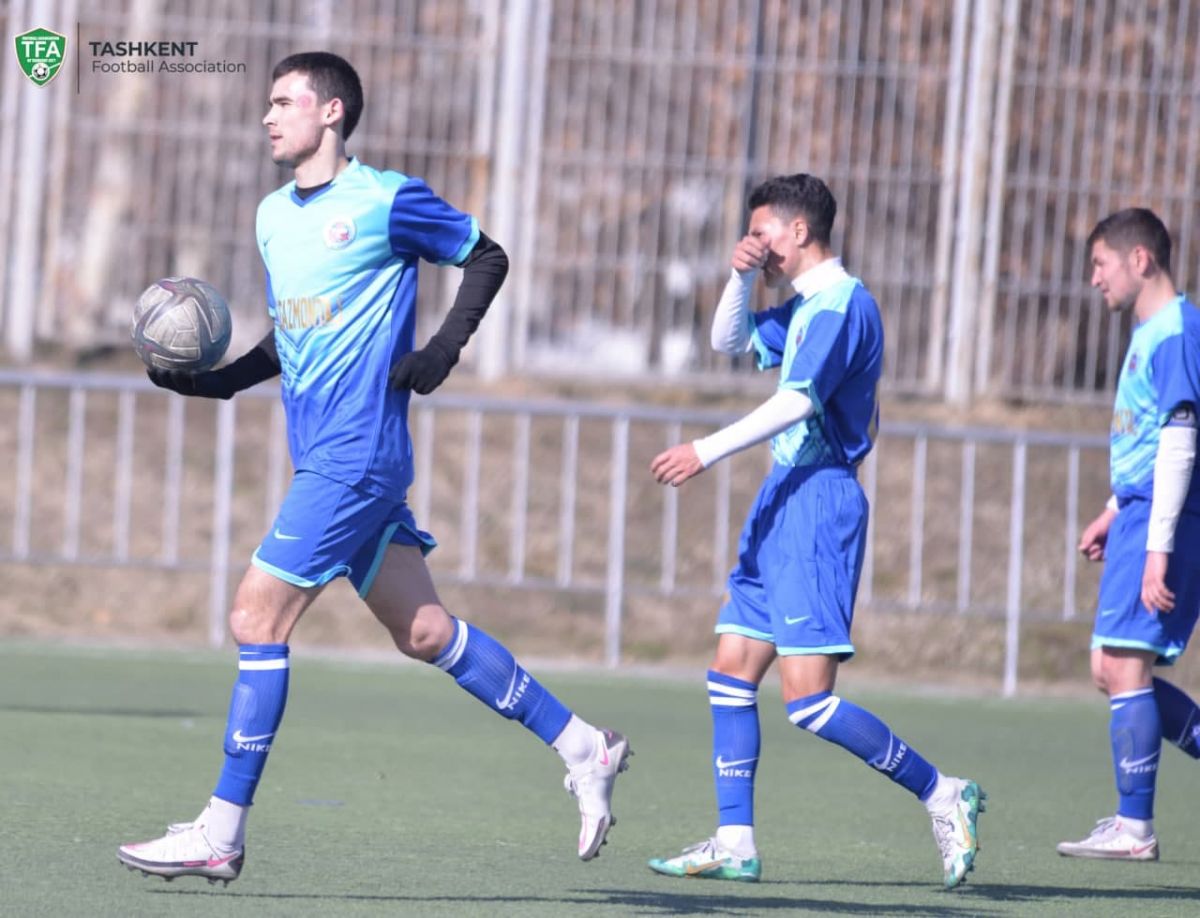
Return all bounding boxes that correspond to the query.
[116,52,630,884]
[647,174,984,889]
[1057,208,1200,861]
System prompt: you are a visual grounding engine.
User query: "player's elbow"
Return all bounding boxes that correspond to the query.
[710,332,750,356]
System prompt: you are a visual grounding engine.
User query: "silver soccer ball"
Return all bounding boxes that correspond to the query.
[131,276,232,372]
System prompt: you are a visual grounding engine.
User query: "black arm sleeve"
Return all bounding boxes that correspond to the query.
[426,232,509,365]
[210,330,280,392]
[147,330,280,399]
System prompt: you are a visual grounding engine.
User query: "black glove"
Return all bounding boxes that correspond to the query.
[147,341,280,399]
[388,338,457,395]
[147,366,239,399]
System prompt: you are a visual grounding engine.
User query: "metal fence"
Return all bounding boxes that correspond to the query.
[0,370,1111,695]
[0,1,1196,403]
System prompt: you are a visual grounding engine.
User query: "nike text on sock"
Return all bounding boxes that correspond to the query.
[214,644,289,807]
[436,618,572,744]
[1110,687,1161,822]
[787,692,938,800]
[709,670,761,827]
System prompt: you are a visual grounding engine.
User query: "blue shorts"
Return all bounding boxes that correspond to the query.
[1091,499,1200,665]
[252,470,436,598]
[716,464,867,659]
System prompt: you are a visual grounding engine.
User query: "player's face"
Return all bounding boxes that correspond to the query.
[262,72,329,167]
[747,206,805,289]
[1089,239,1140,311]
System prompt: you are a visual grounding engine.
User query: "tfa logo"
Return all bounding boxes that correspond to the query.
[15,27,66,87]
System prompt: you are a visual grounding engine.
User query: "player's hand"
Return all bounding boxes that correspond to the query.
[1078,507,1116,562]
[651,443,705,487]
[389,344,455,395]
[146,367,234,399]
[731,235,768,274]
[1141,551,1175,613]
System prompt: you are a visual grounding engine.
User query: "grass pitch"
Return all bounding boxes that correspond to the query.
[2,643,1199,917]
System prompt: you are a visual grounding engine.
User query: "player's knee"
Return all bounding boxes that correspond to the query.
[228,603,285,645]
[1089,648,1110,694]
[388,604,452,661]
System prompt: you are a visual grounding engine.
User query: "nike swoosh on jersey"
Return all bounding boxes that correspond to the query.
[783,615,811,625]
[274,528,302,541]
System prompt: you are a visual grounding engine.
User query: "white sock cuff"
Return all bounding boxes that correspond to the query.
[432,618,468,671]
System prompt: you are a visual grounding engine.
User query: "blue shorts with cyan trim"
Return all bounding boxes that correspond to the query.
[252,469,435,598]
[716,463,867,660]
[1091,498,1200,665]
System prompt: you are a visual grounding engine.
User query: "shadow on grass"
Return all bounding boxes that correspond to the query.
[0,703,205,718]
[147,878,1200,914]
[148,887,995,916]
[960,882,1200,904]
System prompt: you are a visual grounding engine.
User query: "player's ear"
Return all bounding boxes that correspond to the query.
[324,96,344,130]
[1130,244,1153,277]
[791,217,810,248]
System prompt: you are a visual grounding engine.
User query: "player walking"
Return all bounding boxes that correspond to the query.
[646,174,984,889]
[117,52,630,884]
[1057,208,1200,861]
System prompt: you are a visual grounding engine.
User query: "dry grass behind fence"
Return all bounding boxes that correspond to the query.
[2,369,1193,694]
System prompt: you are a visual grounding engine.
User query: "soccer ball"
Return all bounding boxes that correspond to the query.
[31,62,49,81]
[131,277,232,372]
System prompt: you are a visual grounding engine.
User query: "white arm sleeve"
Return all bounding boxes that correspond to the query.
[692,388,814,468]
[1105,494,1119,513]
[710,269,756,354]
[1147,422,1198,552]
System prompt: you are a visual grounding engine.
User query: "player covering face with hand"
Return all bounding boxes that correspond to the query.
[118,52,630,885]
[647,174,984,889]
[1057,208,1200,862]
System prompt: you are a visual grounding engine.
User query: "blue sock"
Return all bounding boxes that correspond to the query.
[787,692,938,800]
[1110,687,1161,820]
[431,618,571,744]
[1154,677,1200,759]
[708,671,760,826]
[213,644,289,806]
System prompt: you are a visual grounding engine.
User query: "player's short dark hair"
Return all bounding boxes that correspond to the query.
[272,52,364,140]
[747,174,837,244]
[1086,207,1172,274]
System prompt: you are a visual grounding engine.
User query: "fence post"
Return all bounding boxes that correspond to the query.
[208,400,237,648]
[946,0,1001,405]
[605,417,630,667]
[925,0,972,393]
[6,0,55,362]
[1003,440,1027,696]
[974,0,1020,397]
[480,0,534,379]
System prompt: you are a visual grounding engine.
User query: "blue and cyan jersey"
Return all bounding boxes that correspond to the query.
[749,264,884,467]
[1110,295,1200,512]
[255,158,478,498]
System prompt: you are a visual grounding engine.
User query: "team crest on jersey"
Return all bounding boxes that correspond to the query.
[323,217,356,249]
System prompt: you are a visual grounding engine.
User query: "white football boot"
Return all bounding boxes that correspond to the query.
[1057,817,1159,861]
[564,727,632,859]
[927,777,986,888]
[118,822,243,885]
